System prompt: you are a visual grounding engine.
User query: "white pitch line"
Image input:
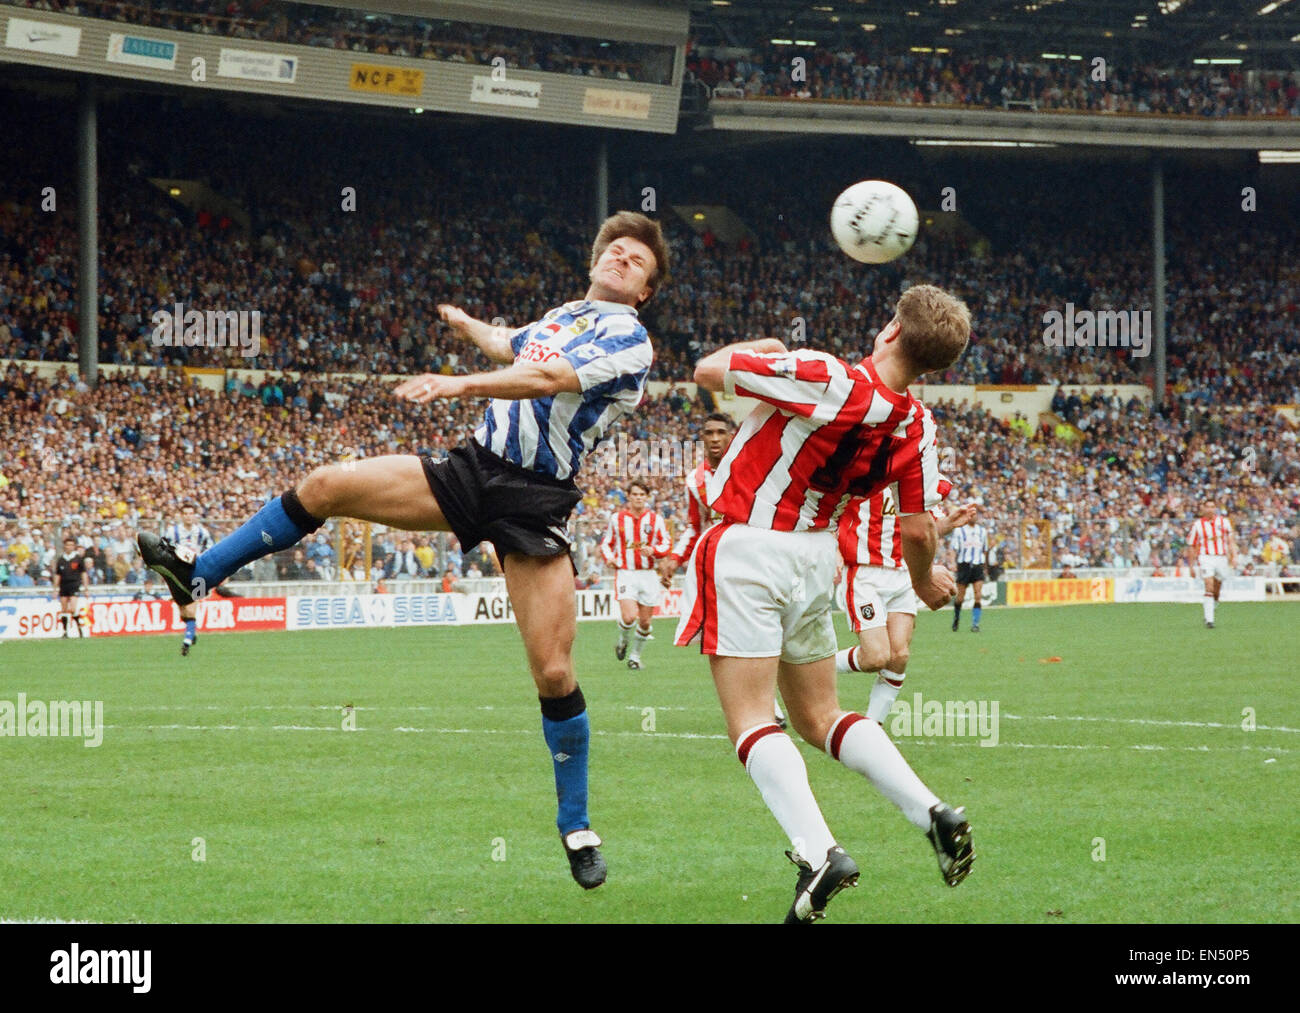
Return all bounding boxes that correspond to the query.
[96,724,1290,753]
[1002,713,1300,734]
[97,705,1300,734]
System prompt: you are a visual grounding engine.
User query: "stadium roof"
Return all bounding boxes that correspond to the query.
[688,0,1300,66]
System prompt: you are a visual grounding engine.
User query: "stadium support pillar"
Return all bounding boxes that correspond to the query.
[77,79,99,386]
[594,137,608,229]
[1152,159,1166,409]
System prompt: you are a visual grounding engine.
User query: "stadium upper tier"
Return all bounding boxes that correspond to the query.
[690,45,1300,119]
[3,1,1297,119]
[0,0,674,83]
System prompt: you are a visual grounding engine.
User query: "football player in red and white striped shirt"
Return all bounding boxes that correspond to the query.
[601,480,672,669]
[1185,498,1237,627]
[660,412,790,726]
[677,284,974,921]
[836,487,975,709]
[661,413,735,579]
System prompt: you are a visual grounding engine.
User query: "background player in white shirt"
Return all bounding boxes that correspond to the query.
[1186,498,1237,628]
[682,284,972,923]
[601,480,671,670]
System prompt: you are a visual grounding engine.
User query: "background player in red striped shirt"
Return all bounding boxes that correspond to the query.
[679,284,972,923]
[601,480,672,669]
[837,488,976,715]
[660,412,787,725]
[660,412,734,579]
[1185,498,1237,628]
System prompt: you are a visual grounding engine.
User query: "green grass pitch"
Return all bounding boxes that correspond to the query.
[1,602,1295,923]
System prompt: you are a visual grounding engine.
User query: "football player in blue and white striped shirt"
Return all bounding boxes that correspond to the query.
[949,510,990,632]
[166,503,214,655]
[139,211,670,890]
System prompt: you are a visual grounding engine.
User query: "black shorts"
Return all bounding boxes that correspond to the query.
[58,585,81,600]
[956,562,986,585]
[421,440,582,562]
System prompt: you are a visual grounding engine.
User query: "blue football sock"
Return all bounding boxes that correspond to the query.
[541,689,590,835]
[972,605,982,626]
[193,491,321,591]
[184,619,197,642]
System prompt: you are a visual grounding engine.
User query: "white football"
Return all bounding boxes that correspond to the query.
[830,180,919,264]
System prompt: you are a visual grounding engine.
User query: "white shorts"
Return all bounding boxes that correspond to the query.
[616,568,664,608]
[673,523,838,664]
[1198,555,1232,582]
[839,563,917,633]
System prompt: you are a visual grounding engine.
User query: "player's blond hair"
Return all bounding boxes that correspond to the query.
[895,284,971,374]
[590,211,670,307]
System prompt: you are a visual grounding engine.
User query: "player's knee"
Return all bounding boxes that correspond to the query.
[786,706,837,752]
[532,657,574,694]
[858,639,891,672]
[296,466,339,515]
[888,645,910,672]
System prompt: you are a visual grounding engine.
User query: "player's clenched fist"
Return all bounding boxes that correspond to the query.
[914,562,956,611]
[394,373,465,403]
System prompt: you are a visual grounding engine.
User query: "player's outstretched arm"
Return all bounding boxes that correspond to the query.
[438,304,516,364]
[693,338,789,391]
[395,358,580,404]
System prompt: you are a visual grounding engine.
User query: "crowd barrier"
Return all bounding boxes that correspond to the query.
[2,576,1283,640]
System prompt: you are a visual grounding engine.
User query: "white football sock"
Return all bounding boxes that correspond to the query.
[1203,596,1215,623]
[867,670,906,725]
[827,713,939,831]
[617,619,634,647]
[629,624,651,661]
[834,646,861,673]
[738,724,836,864]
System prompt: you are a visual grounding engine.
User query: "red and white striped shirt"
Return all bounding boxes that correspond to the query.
[838,478,953,569]
[709,350,944,532]
[601,508,671,570]
[672,459,720,563]
[1189,515,1233,557]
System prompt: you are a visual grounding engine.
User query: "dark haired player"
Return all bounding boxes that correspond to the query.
[55,536,89,637]
[140,211,669,890]
[664,411,787,728]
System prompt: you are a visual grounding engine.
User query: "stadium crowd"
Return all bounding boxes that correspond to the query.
[690,44,1300,118]
[3,114,1298,408]
[1,358,1297,590]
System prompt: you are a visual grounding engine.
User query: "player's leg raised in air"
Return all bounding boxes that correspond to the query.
[139,450,607,887]
[832,578,975,886]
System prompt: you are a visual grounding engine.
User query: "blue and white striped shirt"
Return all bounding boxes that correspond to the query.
[166,521,214,554]
[475,299,652,482]
[951,523,988,565]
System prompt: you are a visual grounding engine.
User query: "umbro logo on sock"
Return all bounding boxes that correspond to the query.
[553,752,570,763]
[261,530,273,546]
